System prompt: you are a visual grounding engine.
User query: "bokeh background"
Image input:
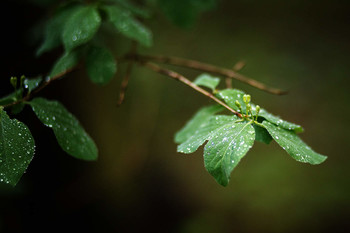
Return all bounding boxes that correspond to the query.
[1,0,349,232]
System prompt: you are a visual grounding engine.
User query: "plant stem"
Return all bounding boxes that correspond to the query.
[140,61,243,118]
[130,54,287,95]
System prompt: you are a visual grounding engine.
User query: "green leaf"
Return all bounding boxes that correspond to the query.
[103,5,153,47]
[0,90,23,106]
[110,0,151,18]
[253,124,272,144]
[204,122,255,186]
[50,50,81,77]
[175,105,224,144]
[62,6,101,51]
[29,98,98,161]
[193,73,220,92]
[216,89,246,113]
[0,109,35,186]
[157,0,217,27]
[24,76,43,93]
[177,115,237,154]
[11,103,25,115]
[258,109,304,133]
[262,121,327,164]
[85,46,117,85]
[36,4,83,56]
[216,88,304,133]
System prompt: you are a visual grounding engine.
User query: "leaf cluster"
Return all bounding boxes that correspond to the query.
[175,74,327,186]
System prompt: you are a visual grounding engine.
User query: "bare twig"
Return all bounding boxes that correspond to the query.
[139,61,243,118]
[130,54,287,95]
[117,62,133,106]
[226,61,246,88]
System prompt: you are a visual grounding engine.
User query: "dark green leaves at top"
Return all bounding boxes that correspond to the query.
[111,0,151,18]
[262,121,327,164]
[36,4,83,56]
[85,46,117,85]
[0,109,35,186]
[29,98,98,161]
[103,5,153,47]
[62,6,101,52]
[157,0,217,27]
[194,73,220,92]
[175,105,224,144]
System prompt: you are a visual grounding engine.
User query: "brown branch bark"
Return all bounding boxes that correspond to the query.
[130,54,287,95]
[139,61,243,118]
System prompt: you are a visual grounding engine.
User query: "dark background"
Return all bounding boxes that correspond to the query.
[1,0,349,232]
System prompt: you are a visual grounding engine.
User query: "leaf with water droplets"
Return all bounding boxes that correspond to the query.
[62,6,101,52]
[253,124,272,144]
[177,115,237,153]
[86,46,117,85]
[29,98,98,161]
[262,121,327,164]
[216,89,246,113]
[193,73,220,92]
[258,109,303,133]
[24,76,43,93]
[204,122,255,186]
[50,50,81,77]
[216,88,303,132]
[103,5,152,47]
[175,105,224,144]
[0,109,35,186]
[36,4,83,56]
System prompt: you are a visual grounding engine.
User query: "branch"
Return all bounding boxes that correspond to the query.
[139,61,243,118]
[130,54,287,95]
[2,66,78,108]
[117,62,133,106]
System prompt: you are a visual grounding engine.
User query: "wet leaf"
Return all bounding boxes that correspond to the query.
[194,73,220,92]
[36,4,83,56]
[177,115,237,153]
[86,46,117,85]
[262,121,327,164]
[175,105,224,144]
[216,89,246,112]
[111,0,151,18]
[259,109,303,133]
[0,109,35,186]
[62,6,101,51]
[103,5,152,47]
[253,124,272,144]
[29,98,98,161]
[24,76,43,93]
[0,90,23,106]
[204,122,255,186]
[50,50,81,77]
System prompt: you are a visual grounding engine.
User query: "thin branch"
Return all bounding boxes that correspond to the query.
[130,54,287,95]
[2,66,77,108]
[139,61,243,118]
[226,61,246,88]
[117,62,133,106]
[117,41,137,106]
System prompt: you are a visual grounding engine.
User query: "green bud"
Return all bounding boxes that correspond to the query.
[243,94,251,104]
[10,77,17,88]
[255,105,261,115]
[20,75,25,87]
[247,104,252,112]
[235,100,241,108]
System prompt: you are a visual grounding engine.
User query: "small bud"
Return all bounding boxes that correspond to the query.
[235,100,241,108]
[10,77,17,88]
[247,104,252,112]
[243,94,251,104]
[255,105,261,115]
[20,75,25,87]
